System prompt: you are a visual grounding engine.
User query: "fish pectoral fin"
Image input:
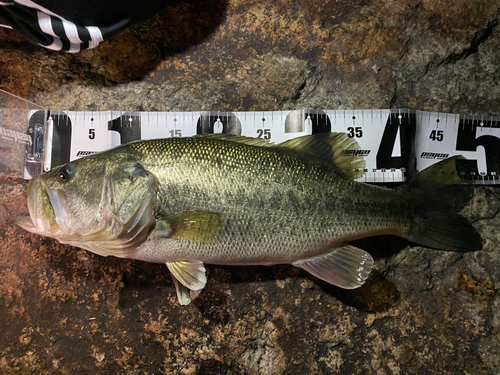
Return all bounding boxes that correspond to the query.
[160,211,223,243]
[166,260,207,290]
[171,276,203,306]
[293,244,374,289]
[279,133,366,180]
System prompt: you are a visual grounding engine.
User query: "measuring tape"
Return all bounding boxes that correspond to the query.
[17,108,500,184]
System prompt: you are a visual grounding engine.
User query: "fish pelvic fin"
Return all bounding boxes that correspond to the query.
[166,260,207,305]
[279,133,366,180]
[404,157,482,252]
[171,277,203,306]
[293,244,374,289]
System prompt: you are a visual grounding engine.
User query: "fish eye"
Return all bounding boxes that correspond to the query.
[58,164,74,182]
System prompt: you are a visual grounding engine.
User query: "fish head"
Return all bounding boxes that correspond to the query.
[17,152,158,256]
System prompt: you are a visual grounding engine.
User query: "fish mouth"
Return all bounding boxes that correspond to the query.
[16,176,61,235]
[17,171,157,257]
[16,175,115,243]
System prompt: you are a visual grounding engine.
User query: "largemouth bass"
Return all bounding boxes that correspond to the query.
[16,133,482,305]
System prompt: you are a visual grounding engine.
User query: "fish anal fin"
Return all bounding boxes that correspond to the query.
[279,133,366,180]
[293,244,373,289]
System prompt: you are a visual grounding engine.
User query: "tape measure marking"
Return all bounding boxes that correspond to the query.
[25,108,500,184]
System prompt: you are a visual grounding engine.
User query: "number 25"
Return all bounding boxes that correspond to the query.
[257,129,271,140]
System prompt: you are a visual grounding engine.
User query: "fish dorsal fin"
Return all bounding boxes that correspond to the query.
[197,133,366,179]
[159,210,223,243]
[195,134,274,147]
[279,133,366,180]
[415,155,465,184]
[166,260,207,305]
[293,244,373,289]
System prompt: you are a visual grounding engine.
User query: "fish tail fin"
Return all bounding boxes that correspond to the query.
[404,156,482,252]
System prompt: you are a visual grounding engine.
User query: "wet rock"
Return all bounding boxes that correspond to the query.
[1,0,500,373]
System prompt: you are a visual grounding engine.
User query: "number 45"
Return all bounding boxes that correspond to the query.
[429,130,443,141]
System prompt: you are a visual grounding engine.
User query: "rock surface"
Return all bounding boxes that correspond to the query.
[1,0,500,373]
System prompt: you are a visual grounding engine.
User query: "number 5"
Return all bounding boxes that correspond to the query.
[455,119,500,179]
[89,129,95,139]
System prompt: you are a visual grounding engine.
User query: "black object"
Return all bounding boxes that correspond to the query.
[0,0,169,52]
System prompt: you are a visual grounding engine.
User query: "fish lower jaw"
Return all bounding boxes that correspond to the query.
[16,214,37,232]
[16,214,75,240]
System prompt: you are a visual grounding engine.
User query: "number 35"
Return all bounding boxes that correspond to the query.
[347,126,363,138]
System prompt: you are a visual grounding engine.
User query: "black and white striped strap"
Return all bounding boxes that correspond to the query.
[0,0,130,52]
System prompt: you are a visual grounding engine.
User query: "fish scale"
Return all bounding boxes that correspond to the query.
[126,137,409,264]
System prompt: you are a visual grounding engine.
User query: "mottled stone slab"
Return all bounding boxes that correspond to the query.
[1,0,500,373]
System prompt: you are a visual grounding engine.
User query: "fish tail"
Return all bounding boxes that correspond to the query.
[403,156,482,252]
